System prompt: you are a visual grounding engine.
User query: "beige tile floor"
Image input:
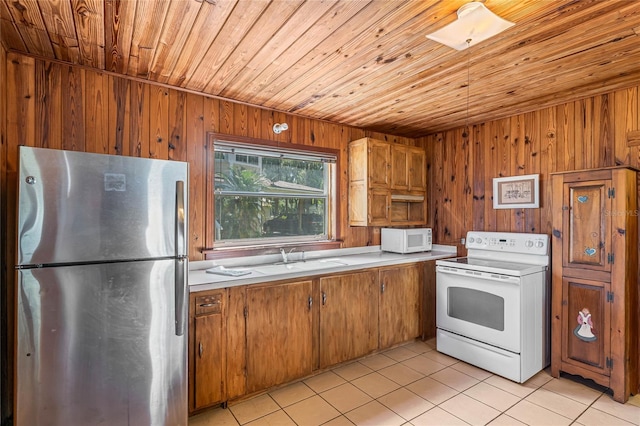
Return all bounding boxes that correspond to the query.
[189,339,640,426]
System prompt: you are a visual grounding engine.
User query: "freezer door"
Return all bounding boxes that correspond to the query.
[16,260,187,426]
[17,146,188,265]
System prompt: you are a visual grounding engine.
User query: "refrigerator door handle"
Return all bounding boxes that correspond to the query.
[176,181,186,257]
[175,180,187,336]
[175,257,187,336]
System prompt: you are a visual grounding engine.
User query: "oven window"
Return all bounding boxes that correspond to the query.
[447,287,505,331]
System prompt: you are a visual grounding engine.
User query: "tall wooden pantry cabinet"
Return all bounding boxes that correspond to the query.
[550,166,639,403]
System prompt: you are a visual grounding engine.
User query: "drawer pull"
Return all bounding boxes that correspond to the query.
[199,342,203,358]
[199,303,218,307]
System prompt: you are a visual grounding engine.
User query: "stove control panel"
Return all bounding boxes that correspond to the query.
[465,231,549,255]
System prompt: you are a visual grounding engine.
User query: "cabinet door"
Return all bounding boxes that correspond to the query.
[369,140,390,188]
[246,281,313,393]
[194,313,224,410]
[368,189,390,225]
[561,277,611,377]
[319,271,378,368]
[391,145,408,190]
[379,264,421,348]
[562,180,612,272]
[407,147,426,191]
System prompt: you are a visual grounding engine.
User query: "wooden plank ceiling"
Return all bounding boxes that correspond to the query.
[2,0,640,138]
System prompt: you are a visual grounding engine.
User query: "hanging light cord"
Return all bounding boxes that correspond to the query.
[464,38,471,138]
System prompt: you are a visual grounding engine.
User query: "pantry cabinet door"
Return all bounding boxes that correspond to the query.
[562,179,612,273]
[561,276,611,378]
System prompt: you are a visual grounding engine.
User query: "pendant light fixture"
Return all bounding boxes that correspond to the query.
[463,38,471,138]
[426,2,514,51]
[426,2,515,136]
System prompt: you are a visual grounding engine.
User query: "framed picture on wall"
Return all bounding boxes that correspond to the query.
[493,174,540,209]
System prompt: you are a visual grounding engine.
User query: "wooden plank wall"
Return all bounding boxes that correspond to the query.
[422,87,640,254]
[0,51,415,263]
[0,50,417,420]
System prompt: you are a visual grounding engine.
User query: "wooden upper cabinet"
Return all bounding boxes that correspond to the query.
[349,137,427,226]
[369,140,391,188]
[245,281,314,393]
[349,137,390,188]
[391,145,426,192]
[391,145,409,190]
[407,147,426,191]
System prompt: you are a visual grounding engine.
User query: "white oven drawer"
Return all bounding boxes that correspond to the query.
[437,329,523,382]
[436,266,521,353]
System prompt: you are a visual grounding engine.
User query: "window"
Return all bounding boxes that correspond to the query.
[211,139,337,247]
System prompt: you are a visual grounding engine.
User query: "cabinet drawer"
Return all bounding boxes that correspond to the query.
[195,293,223,315]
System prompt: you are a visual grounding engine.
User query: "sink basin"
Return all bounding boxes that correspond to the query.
[250,259,348,275]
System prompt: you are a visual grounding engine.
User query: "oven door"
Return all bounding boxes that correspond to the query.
[436,266,521,353]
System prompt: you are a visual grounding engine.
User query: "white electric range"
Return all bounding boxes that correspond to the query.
[435,231,550,383]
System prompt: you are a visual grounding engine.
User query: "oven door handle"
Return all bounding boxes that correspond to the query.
[436,266,520,284]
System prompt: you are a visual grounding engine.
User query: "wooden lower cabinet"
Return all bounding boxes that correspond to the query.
[379,264,421,348]
[190,262,429,411]
[245,280,314,393]
[189,290,226,413]
[319,270,379,368]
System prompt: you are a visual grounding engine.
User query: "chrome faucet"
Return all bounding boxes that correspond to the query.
[280,247,295,263]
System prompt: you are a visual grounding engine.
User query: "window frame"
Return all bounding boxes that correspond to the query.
[203,133,341,258]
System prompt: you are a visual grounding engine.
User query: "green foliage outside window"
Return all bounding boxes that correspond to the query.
[213,144,333,245]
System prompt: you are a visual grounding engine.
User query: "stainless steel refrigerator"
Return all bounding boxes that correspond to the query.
[15,146,189,426]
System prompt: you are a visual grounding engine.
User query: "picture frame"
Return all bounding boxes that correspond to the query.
[492,174,540,209]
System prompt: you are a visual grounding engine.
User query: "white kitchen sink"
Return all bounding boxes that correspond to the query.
[250,259,347,275]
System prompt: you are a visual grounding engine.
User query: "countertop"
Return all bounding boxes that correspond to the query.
[188,244,457,292]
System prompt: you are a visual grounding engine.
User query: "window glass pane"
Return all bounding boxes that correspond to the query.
[213,142,334,245]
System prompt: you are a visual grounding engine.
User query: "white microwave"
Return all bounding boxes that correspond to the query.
[381,228,432,253]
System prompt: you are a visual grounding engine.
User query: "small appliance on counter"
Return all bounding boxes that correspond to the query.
[381,227,432,253]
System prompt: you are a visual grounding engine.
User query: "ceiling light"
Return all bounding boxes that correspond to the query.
[426,2,514,50]
[273,123,288,134]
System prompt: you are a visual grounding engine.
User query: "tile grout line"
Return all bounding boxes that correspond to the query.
[209,340,638,426]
